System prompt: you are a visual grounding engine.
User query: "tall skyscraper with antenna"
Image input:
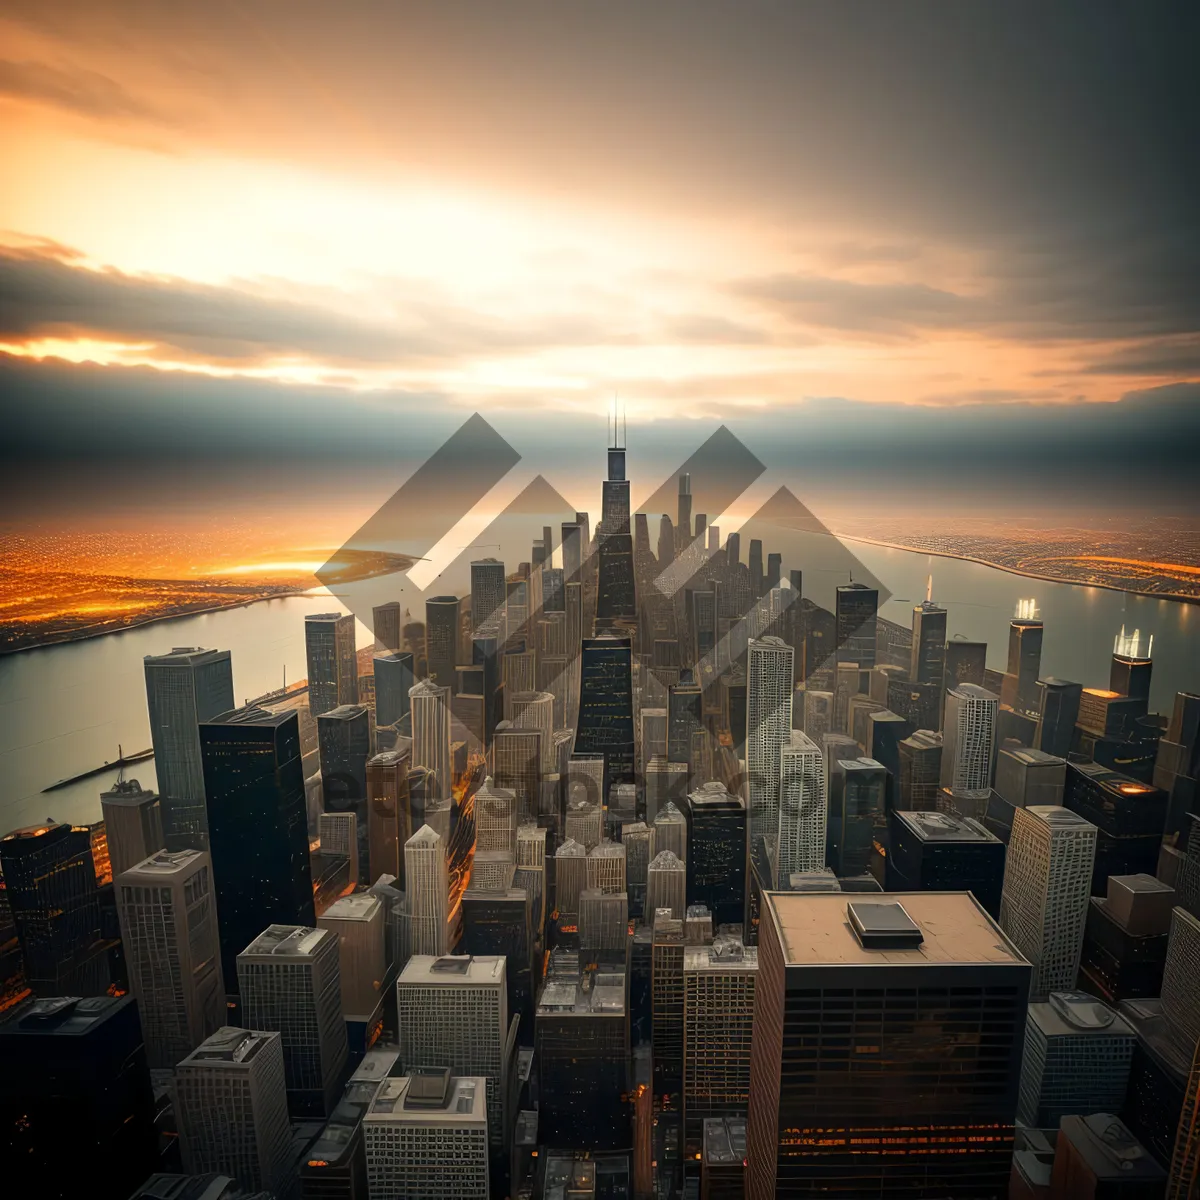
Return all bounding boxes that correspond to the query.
[597,414,637,623]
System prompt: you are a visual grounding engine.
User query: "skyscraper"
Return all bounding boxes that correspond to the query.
[396,955,510,1147]
[510,689,556,775]
[747,892,1030,1199]
[746,636,794,842]
[374,650,414,728]
[944,638,988,692]
[100,778,164,877]
[941,683,999,797]
[995,745,1066,808]
[835,582,878,669]
[554,838,588,915]
[144,646,235,849]
[885,810,1006,918]
[425,595,461,693]
[493,721,541,820]
[1035,677,1084,759]
[175,1027,294,1197]
[647,850,687,919]
[318,703,371,864]
[0,995,159,1200]
[681,782,747,927]
[320,893,387,1025]
[910,600,947,686]
[373,601,402,653]
[305,614,359,719]
[652,909,687,1091]
[776,731,827,880]
[829,757,888,879]
[237,924,348,1118]
[1006,613,1045,717]
[1000,805,1097,1002]
[575,633,636,785]
[199,705,315,1000]
[653,800,688,861]
[404,824,449,957]
[364,1071,490,1199]
[411,678,452,802]
[0,821,110,996]
[116,848,224,1070]
[896,729,943,811]
[668,669,704,764]
[367,745,412,885]
[471,558,506,634]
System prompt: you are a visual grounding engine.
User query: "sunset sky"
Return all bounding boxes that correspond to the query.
[1,2,1198,537]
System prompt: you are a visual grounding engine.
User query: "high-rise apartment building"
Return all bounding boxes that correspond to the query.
[565,796,604,850]
[396,955,509,1146]
[175,1027,294,1197]
[0,995,159,1200]
[199,706,315,999]
[747,892,1030,1199]
[403,825,449,957]
[100,778,164,877]
[410,679,452,803]
[941,683,998,797]
[144,646,235,848]
[999,805,1097,1001]
[683,937,758,1142]
[364,1071,490,1200]
[746,636,794,842]
[237,924,348,1117]
[116,849,224,1070]
[777,732,826,879]
[306,614,359,719]
[1016,991,1136,1127]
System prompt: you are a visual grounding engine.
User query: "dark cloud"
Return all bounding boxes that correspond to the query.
[1083,337,1200,378]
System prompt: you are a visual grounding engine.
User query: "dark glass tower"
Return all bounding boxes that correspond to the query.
[318,704,372,867]
[373,650,414,728]
[424,595,461,693]
[372,601,402,653]
[598,440,637,623]
[886,809,1005,917]
[681,783,747,927]
[200,706,315,1001]
[945,639,988,691]
[835,583,879,669]
[305,614,359,719]
[1006,618,1045,717]
[910,602,947,686]
[575,634,636,785]
[0,995,158,1200]
[668,669,704,764]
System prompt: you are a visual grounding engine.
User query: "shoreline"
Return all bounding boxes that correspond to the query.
[832,533,1199,607]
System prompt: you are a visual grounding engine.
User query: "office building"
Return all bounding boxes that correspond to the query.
[910,600,947,686]
[647,850,687,920]
[1052,1114,1165,1196]
[1063,762,1168,895]
[999,805,1097,1002]
[462,881,533,1030]
[835,582,878,669]
[621,820,655,916]
[941,683,998,797]
[425,595,461,693]
[200,706,314,998]
[320,894,386,1024]
[587,840,627,894]
[474,775,518,856]
[580,888,629,952]
[746,636,795,842]
[493,721,540,819]
[776,732,826,880]
[944,638,988,693]
[306,614,359,719]
[175,1027,294,1197]
[510,689,556,775]
[373,650,414,729]
[645,756,689,821]
[237,924,348,1118]
[565,797,604,850]
[886,810,1005,918]
[575,634,636,785]
[1078,874,1173,1004]
[144,646,235,849]
[1006,616,1044,717]
[0,821,110,996]
[1171,1039,1200,1200]
[470,558,506,635]
[702,1117,748,1200]
[372,601,402,653]
[828,757,887,880]
[668,670,704,764]
[410,679,452,803]
[1016,991,1136,1127]
[747,892,1030,1199]
[0,995,158,1200]
[318,705,370,858]
[396,955,509,1147]
[681,782,747,927]
[364,1071,489,1199]
[1035,677,1084,759]
[366,746,411,885]
[1161,907,1200,1048]
[116,848,223,1070]
[897,729,943,811]
[100,778,164,877]
[555,839,588,916]
[683,937,757,1139]
[654,800,688,861]
[536,951,630,1151]
[403,825,449,957]
[652,909,686,1092]
[995,746,1066,808]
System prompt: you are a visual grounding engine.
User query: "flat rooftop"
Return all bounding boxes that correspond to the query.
[894,810,1000,844]
[123,849,206,876]
[320,894,381,922]
[364,1075,486,1125]
[398,955,505,986]
[765,890,1026,968]
[240,924,330,958]
[182,1027,274,1066]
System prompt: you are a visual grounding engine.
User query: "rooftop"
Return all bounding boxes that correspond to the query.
[318,704,369,722]
[1030,991,1133,1038]
[765,890,1027,968]
[204,704,290,728]
[320,894,381,922]
[949,683,999,702]
[123,848,206,876]
[398,954,505,986]
[364,1075,486,1124]
[182,1027,275,1066]
[1023,805,1097,830]
[894,810,1000,844]
[1002,746,1066,767]
[240,924,330,958]
[2,995,126,1035]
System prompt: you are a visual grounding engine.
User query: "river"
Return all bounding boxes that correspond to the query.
[1,545,1196,835]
